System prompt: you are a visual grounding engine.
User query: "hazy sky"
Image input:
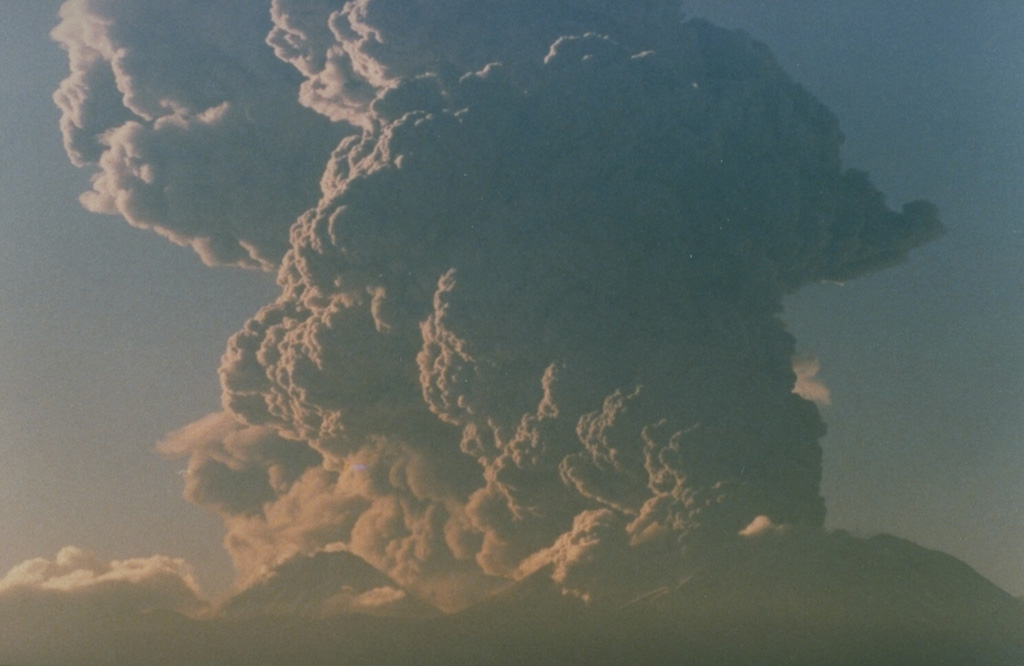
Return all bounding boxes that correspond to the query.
[0,0,1020,616]
[687,0,1024,597]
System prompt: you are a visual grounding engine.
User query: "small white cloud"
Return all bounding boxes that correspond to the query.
[0,546,207,616]
[792,353,832,406]
[355,585,407,607]
[738,515,783,538]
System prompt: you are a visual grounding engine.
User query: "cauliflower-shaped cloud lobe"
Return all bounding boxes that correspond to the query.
[52,0,344,268]
[158,2,944,607]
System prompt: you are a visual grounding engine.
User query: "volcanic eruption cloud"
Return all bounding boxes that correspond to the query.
[59,0,942,611]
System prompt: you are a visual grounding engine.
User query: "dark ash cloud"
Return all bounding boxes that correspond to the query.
[34,3,1024,665]
[52,0,344,268]
[179,0,941,607]
[54,0,952,628]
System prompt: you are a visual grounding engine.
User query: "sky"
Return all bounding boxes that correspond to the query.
[687,0,1024,597]
[0,0,1021,650]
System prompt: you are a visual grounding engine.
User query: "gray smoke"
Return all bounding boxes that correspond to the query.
[76,0,941,608]
[52,0,343,268]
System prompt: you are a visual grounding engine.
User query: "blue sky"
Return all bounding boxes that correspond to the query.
[690,0,1024,595]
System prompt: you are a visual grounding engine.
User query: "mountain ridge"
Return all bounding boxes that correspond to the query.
[2,531,1021,665]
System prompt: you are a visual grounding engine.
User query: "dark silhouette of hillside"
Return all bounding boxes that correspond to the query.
[2,531,1021,665]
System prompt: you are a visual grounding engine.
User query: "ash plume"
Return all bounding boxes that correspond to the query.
[52,0,343,268]
[69,0,942,609]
